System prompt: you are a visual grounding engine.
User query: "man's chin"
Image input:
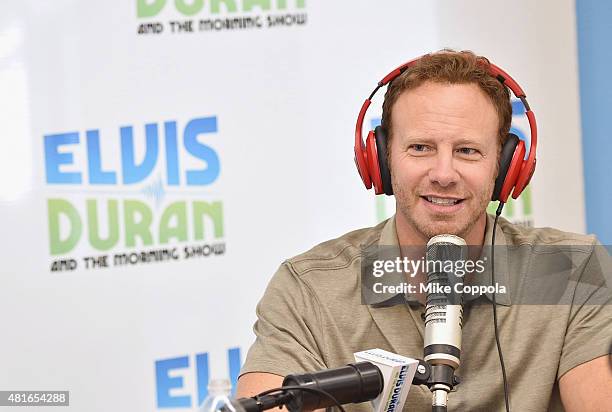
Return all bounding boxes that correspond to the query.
[410,212,474,239]
[418,222,468,239]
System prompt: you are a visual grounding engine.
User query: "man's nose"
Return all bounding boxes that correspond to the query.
[428,152,459,187]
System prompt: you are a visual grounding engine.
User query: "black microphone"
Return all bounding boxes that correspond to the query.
[231,362,381,412]
[282,362,382,411]
[424,234,467,411]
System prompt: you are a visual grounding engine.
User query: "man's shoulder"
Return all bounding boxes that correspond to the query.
[496,215,598,247]
[284,220,386,277]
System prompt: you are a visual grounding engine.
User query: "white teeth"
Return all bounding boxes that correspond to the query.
[427,196,459,205]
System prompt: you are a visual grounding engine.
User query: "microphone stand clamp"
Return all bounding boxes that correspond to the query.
[411,360,460,412]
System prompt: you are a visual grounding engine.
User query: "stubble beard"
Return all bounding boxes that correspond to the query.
[392,175,493,241]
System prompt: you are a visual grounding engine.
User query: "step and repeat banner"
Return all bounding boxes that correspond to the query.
[0,1,585,411]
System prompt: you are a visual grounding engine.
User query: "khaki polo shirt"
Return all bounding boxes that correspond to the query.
[241,215,611,412]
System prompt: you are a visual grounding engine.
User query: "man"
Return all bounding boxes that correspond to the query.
[236,50,612,411]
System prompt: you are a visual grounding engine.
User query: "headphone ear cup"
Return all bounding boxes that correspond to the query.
[365,130,383,194]
[374,126,393,195]
[354,141,372,190]
[492,134,520,202]
[499,138,526,202]
[513,156,536,199]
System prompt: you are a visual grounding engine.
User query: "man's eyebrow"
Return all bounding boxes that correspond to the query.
[400,135,437,144]
[400,135,486,147]
[453,138,486,147]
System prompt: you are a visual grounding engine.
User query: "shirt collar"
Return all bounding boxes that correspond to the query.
[362,214,511,307]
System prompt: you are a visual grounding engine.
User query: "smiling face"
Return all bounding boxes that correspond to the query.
[389,81,500,245]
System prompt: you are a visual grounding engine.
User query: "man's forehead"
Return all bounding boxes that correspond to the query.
[393,81,494,110]
[390,82,499,139]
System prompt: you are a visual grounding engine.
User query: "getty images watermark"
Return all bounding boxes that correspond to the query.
[368,255,504,297]
[361,244,612,306]
[372,256,487,277]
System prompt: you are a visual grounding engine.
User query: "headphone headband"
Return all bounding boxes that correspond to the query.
[354,54,537,200]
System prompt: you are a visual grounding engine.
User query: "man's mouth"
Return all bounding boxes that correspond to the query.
[421,196,464,206]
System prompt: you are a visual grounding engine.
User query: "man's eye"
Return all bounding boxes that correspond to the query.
[457,147,478,155]
[409,144,430,152]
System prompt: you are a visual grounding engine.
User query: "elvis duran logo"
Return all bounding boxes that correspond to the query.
[136,0,307,35]
[155,347,242,408]
[44,116,225,272]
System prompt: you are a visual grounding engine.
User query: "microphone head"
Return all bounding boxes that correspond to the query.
[426,234,467,303]
[426,234,467,261]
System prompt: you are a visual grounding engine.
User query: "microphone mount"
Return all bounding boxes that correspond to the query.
[412,360,460,412]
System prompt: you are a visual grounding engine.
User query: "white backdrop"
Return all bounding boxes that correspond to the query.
[0,1,584,411]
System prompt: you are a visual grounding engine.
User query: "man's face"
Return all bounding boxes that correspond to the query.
[389,81,499,243]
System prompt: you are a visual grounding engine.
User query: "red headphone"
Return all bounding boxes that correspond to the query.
[354,55,537,203]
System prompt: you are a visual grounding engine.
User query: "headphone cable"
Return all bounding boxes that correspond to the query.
[492,202,510,412]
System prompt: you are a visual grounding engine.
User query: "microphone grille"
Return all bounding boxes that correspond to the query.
[426,234,467,263]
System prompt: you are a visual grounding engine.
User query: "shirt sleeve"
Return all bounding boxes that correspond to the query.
[240,261,328,378]
[557,243,612,379]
